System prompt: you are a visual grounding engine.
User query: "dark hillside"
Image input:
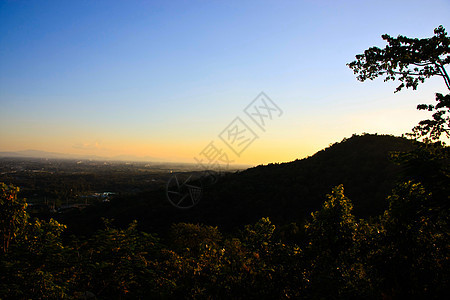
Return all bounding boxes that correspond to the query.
[199,134,415,227]
[59,134,416,235]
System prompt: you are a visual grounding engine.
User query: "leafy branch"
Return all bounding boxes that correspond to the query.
[348,25,450,141]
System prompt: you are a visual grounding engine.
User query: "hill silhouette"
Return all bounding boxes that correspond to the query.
[194,133,416,228]
[59,134,416,236]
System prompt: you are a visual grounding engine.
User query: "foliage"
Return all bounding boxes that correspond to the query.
[368,181,449,298]
[0,182,28,253]
[414,92,450,140]
[348,25,450,140]
[1,217,70,299]
[347,25,449,92]
[303,185,373,298]
[72,219,160,299]
[169,222,222,256]
[0,149,448,299]
[390,141,450,204]
[242,217,275,253]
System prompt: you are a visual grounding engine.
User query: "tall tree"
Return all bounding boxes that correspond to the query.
[304,185,372,298]
[348,26,450,141]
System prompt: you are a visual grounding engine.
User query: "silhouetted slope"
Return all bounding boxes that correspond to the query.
[200,134,415,227]
[59,134,416,235]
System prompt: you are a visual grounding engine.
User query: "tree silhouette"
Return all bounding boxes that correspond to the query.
[348,25,450,141]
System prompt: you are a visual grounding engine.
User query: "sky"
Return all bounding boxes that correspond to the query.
[0,0,449,166]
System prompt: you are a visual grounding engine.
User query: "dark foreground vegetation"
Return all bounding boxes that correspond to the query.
[1,135,449,299]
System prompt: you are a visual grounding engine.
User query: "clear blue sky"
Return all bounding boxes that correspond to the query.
[1,0,449,165]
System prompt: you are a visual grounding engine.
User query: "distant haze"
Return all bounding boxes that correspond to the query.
[0,149,192,164]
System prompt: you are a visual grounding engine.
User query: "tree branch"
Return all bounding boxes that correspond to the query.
[389,70,439,77]
[437,64,450,90]
[410,62,434,67]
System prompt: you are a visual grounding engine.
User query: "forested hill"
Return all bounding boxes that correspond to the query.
[61,134,418,235]
[199,134,416,227]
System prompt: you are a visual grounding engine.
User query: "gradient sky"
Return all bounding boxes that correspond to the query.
[1,0,449,166]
